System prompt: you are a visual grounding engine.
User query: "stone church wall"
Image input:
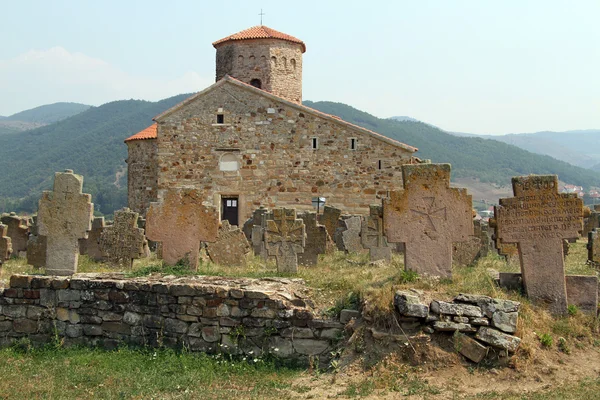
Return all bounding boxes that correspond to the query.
[155,82,415,221]
[0,274,339,364]
[126,139,158,216]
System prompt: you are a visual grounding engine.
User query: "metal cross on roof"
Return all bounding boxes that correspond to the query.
[259,9,265,25]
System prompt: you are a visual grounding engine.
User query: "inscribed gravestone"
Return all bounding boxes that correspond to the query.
[264,208,305,273]
[206,220,251,266]
[321,205,341,242]
[79,217,107,261]
[27,216,46,268]
[383,164,473,278]
[146,189,219,268]
[297,211,327,266]
[0,213,29,255]
[361,205,391,263]
[99,208,147,268]
[495,175,583,315]
[37,170,94,276]
[0,224,12,264]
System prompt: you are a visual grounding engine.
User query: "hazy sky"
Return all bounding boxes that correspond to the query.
[1,0,598,134]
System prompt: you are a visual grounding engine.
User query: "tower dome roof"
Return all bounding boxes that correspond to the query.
[212,25,306,53]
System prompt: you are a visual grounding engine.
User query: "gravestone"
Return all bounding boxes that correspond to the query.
[0,224,12,264]
[341,216,364,253]
[588,229,600,265]
[79,217,107,261]
[320,205,341,242]
[37,170,94,276]
[383,164,473,278]
[264,208,305,273]
[0,212,29,256]
[206,221,251,266]
[242,206,268,243]
[99,208,147,268]
[583,211,600,237]
[297,211,327,266]
[495,175,583,315]
[452,237,482,266]
[146,189,219,268]
[361,205,391,263]
[247,207,270,257]
[26,215,46,268]
[474,220,491,257]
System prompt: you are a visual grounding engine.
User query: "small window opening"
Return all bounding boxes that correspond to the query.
[311,137,318,149]
[378,160,382,170]
[350,138,357,150]
[250,79,262,89]
[226,199,237,207]
[216,114,224,124]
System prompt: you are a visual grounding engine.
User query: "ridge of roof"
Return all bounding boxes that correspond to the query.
[213,25,306,53]
[124,123,157,142]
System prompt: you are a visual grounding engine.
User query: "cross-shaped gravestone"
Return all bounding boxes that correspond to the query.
[37,170,94,276]
[99,208,147,268]
[248,207,269,257]
[361,205,391,263]
[27,215,46,268]
[79,216,107,261]
[0,212,29,255]
[264,208,305,273]
[297,211,327,266]
[495,175,583,315]
[0,224,13,265]
[146,189,219,268]
[383,164,473,278]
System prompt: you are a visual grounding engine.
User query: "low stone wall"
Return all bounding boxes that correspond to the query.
[0,274,341,363]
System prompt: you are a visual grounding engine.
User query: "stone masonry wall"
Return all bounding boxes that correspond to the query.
[127,139,158,216]
[156,81,415,221]
[215,39,303,104]
[0,274,340,363]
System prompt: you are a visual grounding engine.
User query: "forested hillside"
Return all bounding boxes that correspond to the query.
[0,94,191,214]
[0,102,92,135]
[306,101,600,188]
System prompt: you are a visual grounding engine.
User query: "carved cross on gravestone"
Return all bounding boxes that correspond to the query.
[297,211,327,266]
[146,189,219,268]
[495,175,583,315]
[0,212,29,255]
[99,208,147,268]
[362,205,391,263]
[37,170,94,276]
[383,164,473,278]
[79,216,108,261]
[264,208,305,273]
[0,224,13,265]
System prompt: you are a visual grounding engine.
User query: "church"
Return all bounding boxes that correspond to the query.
[125,25,419,226]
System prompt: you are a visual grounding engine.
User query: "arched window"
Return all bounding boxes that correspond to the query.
[282,56,287,70]
[270,56,277,67]
[250,79,262,89]
[249,55,256,67]
[219,153,239,171]
[290,58,296,70]
[237,55,244,67]
[260,55,267,66]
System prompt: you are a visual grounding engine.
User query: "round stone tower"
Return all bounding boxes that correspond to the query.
[213,25,306,104]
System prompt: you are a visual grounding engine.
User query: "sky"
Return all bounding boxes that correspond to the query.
[1,0,598,134]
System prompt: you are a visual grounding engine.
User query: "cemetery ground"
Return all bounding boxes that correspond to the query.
[1,243,600,399]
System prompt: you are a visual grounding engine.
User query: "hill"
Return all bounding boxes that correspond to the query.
[0,94,191,214]
[305,101,600,188]
[452,129,600,170]
[389,116,420,123]
[1,97,599,215]
[0,102,91,135]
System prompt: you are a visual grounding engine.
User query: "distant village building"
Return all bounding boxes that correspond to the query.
[125,26,419,225]
[562,184,585,197]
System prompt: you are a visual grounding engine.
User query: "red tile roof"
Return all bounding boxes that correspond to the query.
[124,123,157,142]
[213,25,306,53]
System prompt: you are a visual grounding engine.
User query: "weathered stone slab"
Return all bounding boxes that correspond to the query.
[37,170,94,276]
[320,205,341,243]
[79,217,107,261]
[430,300,483,318]
[100,208,147,268]
[264,208,305,273]
[383,164,473,278]
[474,220,491,257]
[491,312,518,333]
[341,216,363,253]
[0,213,29,256]
[242,206,268,243]
[588,229,600,265]
[495,175,583,315]
[583,211,600,237]
[297,212,327,266]
[146,189,219,268]
[206,221,251,266]
[0,224,13,264]
[362,205,391,263]
[432,321,476,333]
[454,332,488,363]
[26,216,46,268]
[475,326,521,352]
[394,291,428,318]
[453,237,482,266]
